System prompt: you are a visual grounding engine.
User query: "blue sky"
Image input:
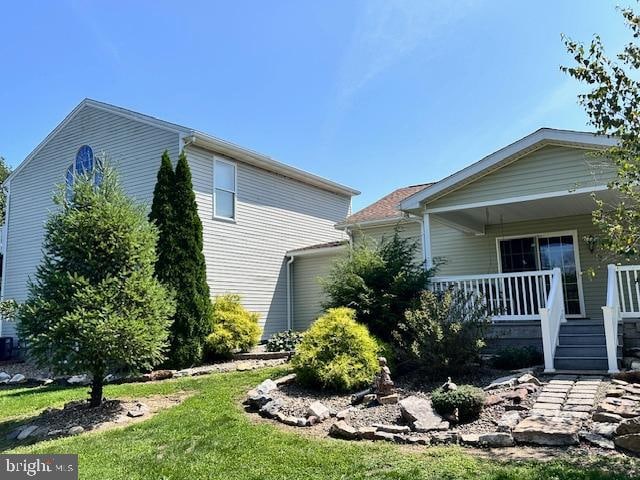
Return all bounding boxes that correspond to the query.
[0,0,631,210]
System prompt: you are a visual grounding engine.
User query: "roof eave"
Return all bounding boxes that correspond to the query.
[335,215,421,230]
[188,132,360,197]
[400,128,618,211]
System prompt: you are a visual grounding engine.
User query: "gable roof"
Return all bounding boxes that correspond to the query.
[338,183,432,228]
[400,128,618,211]
[5,99,360,197]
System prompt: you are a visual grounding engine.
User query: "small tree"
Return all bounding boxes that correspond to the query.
[149,151,176,283]
[562,6,640,258]
[0,156,11,221]
[321,230,431,341]
[18,160,175,407]
[164,152,212,367]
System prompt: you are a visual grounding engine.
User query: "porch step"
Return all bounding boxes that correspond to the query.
[555,345,607,357]
[558,333,605,345]
[558,322,605,335]
[554,356,609,371]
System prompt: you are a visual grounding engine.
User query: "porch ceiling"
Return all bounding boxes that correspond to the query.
[431,189,619,235]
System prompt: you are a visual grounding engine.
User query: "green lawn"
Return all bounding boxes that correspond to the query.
[0,367,638,480]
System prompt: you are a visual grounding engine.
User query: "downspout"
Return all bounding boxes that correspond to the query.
[286,255,295,331]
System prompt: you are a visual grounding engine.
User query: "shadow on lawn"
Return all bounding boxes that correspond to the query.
[0,383,82,398]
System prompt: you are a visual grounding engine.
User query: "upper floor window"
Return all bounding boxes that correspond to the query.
[213,158,236,220]
[65,145,102,201]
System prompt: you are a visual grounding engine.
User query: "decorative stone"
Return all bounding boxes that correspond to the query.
[17,425,38,440]
[259,399,283,419]
[616,416,640,436]
[606,389,625,397]
[484,374,519,391]
[255,379,278,395]
[0,372,10,383]
[538,391,566,399]
[372,424,411,434]
[579,432,615,449]
[479,432,515,447]
[613,371,640,384]
[591,422,617,438]
[307,415,319,426]
[330,421,358,440]
[517,383,540,393]
[502,389,528,404]
[614,434,640,453]
[460,433,480,446]
[563,405,593,413]
[536,396,565,404]
[504,404,529,412]
[373,431,395,442]
[67,426,84,435]
[592,411,624,423]
[512,416,580,446]
[484,394,504,406]
[336,408,352,420]
[357,426,378,440]
[149,370,174,381]
[597,399,639,418]
[9,374,26,384]
[399,396,449,432]
[430,431,460,444]
[274,374,297,386]
[245,390,272,409]
[307,401,330,421]
[612,379,630,386]
[496,411,521,432]
[517,373,541,386]
[67,374,90,385]
[363,394,377,403]
[378,394,399,405]
[531,402,561,411]
[127,403,148,418]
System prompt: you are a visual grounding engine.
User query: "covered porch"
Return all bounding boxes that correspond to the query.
[422,188,631,373]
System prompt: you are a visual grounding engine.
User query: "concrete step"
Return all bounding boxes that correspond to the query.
[553,356,609,370]
[555,345,607,357]
[559,323,605,335]
[558,333,605,345]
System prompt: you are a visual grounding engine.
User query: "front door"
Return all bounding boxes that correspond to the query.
[498,232,585,317]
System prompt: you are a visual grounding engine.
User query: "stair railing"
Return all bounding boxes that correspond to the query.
[539,268,565,373]
[602,264,621,374]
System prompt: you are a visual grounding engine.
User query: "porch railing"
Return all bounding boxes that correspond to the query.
[431,269,555,320]
[539,268,565,373]
[431,268,565,372]
[602,264,628,374]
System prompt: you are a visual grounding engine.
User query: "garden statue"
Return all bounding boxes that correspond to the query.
[374,357,395,397]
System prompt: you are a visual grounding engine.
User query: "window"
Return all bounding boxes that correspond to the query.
[65,145,101,201]
[214,158,236,220]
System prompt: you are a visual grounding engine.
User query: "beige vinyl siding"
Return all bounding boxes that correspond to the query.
[351,220,424,264]
[187,146,350,338]
[3,106,180,338]
[292,250,345,331]
[428,145,616,209]
[431,214,606,320]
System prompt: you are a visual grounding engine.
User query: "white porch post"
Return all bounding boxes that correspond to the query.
[422,212,432,270]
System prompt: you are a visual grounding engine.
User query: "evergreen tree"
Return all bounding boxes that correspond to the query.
[160,151,212,367]
[18,160,175,407]
[149,151,176,283]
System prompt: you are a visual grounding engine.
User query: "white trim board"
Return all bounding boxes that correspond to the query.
[401,128,617,211]
[424,185,609,214]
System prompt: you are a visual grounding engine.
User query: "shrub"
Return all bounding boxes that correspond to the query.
[205,295,261,358]
[321,230,431,342]
[266,330,304,352]
[431,385,486,423]
[18,160,175,407]
[392,289,490,372]
[490,346,544,370]
[292,308,379,391]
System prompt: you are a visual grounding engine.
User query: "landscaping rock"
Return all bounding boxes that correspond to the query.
[127,403,148,418]
[274,374,296,386]
[357,426,378,440]
[307,401,330,421]
[373,431,395,442]
[580,432,615,449]
[496,411,521,432]
[614,371,640,384]
[479,432,515,447]
[307,416,319,426]
[614,434,640,453]
[613,379,630,386]
[9,374,26,384]
[430,431,460,444]
[484,394,504,406]
[255,379,278,395]
[0,372,10,383]
[378,394,399,405]
[517,373,541,386]
[502,388,528,404]
[330,421,358,440]
[592,411,624,423]
[363,394,377,404]
[484,374,519,391]
[149,370,174,381]
[512,416,580,446]
[259,399,283,419]
[336,408,353,420]
[518,383,541,394]
[616,416,640,436]
[460,433,480,446]
[400,395,449,432]
[606,389,625,397]
[67,374,90,386]
[372,424,411,434]
[591,422,617,438]
[16,425,38,440]
[597,398,639,418]
[245,390,272,409]
[68,426,84,435]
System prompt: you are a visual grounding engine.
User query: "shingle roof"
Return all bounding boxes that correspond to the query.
[341,183,433,225]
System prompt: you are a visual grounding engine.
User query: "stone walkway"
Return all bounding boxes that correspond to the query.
[531,375,604,420]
